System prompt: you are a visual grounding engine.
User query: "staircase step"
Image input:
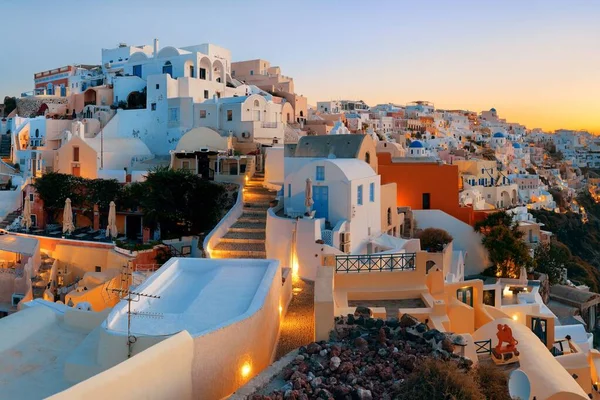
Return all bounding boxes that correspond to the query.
[238,215,266,224]
[243,202,271,209]
[230,222,266,232]
[211,242,266,258]
[221,231,265,243]
[242,208,267,216]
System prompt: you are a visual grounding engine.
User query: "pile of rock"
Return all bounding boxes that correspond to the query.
[251,313,472,400]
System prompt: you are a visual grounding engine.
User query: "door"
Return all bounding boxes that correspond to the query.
[456,287,473,307]
[313,186,329,220]
[422,193,431,209]
[531,317,547,346]
[126,215,142,240]
[31,158,37,177]
[72,166,81,177]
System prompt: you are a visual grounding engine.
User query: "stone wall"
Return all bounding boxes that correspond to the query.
[15,97,68,118]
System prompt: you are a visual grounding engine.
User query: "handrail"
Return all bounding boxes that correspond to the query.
[474,339,492,355]
[334,252,416,273]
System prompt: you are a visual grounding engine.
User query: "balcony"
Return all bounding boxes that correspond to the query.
[261,122,278,129]
[335,253,416,273]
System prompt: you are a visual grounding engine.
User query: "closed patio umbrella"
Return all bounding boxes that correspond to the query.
[62,198,75,234]
[22,197,32,230]
[106,201,118,238]
[304,178,314,214]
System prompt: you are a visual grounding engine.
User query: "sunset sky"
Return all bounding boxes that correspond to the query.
[1,0,598,133]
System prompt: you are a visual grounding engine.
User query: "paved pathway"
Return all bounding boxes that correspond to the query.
[275,277,315,360]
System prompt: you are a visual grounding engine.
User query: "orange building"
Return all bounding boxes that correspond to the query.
[377,153,482,225]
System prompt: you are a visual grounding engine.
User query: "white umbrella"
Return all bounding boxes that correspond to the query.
[304,178,314,214]
[519,266,528,285]
[62,198,75,234]
[22,197,32,230]
[106,201,118,238]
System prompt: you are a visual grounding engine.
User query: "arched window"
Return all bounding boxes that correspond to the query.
[426,261,437,273]
[387,207,392,225]
[35,129,39,138]
[300,110,304,117]
[365,152,371,164]
[162,61,173,77]
[253,100,260,107]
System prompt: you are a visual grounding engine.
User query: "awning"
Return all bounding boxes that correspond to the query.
[0,235,38,256]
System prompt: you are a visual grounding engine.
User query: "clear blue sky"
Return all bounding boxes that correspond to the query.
[1,0,599,132]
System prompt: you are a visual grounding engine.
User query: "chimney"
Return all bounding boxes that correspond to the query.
[153,38,159,57]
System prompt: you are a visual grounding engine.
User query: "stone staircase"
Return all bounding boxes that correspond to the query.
[0,209,21,230]
[210,172,276,259]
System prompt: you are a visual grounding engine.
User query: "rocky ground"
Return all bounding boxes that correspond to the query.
[251,311,474,400]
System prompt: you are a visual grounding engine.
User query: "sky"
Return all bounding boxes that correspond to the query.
[1,0,599,133]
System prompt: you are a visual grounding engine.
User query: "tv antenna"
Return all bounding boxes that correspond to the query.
[108,287,162,358]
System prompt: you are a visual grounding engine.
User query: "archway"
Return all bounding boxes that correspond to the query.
[500,191,511,208]
[199,57,211,80]
[213,60,225,83]
[84,89,96,106]
[426,261,437,274]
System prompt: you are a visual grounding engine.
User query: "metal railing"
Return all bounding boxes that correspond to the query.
[474,339,492,355]
[261,122,278,129]
[335,253,416,273]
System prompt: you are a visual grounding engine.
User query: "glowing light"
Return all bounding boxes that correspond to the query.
[279,304,283,315]
[292,256,299,278]
[512,315,518,321]
[241,362,252,378]
[245,175,249,182]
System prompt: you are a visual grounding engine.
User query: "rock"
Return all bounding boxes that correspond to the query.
[295,355,305,362]
[310,377,323,389]
[307,371,315,381]
[378,348,388,357]
[280,382,293,392]
[355,316,365,326]
[400,314,420,328]
[330,344,341,357]
[339,361,353,373]
[379,366,394,381]
[450,334,467,346]
[319,349,328,357]
[315,388,333,399]
[354,337,368,348]
[347,314,356,325]
[354,306,372,318]
[299,346,307,354]
[441,337,455,353]
[375,319,385,329]
[404,329,422,342]
[387,318,400,328]
[423,329,445,343]
[365,318,376,329]
[415,323,428,333]
[356,388,373,400]
[326,376,337,385]
[377,328,387,344]
[329,356,341,370]
[306,342,322,354]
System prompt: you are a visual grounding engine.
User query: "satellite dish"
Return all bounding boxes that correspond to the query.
[509,369,531,400]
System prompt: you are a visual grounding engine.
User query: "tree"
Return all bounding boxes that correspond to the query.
[480,148,496,161]
[33,172,81,223]
[418,228,453,252]
[534,242,570,284]
[3,96,16,117]
[475,211,532,278]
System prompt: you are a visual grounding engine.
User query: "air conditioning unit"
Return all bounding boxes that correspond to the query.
[341,242,351,253]
[241,131,250,139]
[11,294,25,307]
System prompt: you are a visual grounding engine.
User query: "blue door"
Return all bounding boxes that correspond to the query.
[313,186,329,220]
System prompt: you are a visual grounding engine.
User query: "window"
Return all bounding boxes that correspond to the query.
[365,152,371,164]
[204,90,209,99]
[151,103,156,111]
[29,193,34,202]
[73,147,80,162]
[133,65,142,78]
[457,287,473,307]
[168,108,180,122]
[155,84,159,90]
[254,100,260,107]
[227,110,233,121]
[369,182,375,202]
[95,266,102,273]
[387,207,392,225]
[316,166,324,181]
[199,68,207,80]
[288,184,291,198]
[232,70,235,77]
[189,65,195,78]
[250,70,254,75]
[357,185,363,205]
[182,161,190,170]
[422,193,431,209]
[162,61,173,77]
[199,110,207,119]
